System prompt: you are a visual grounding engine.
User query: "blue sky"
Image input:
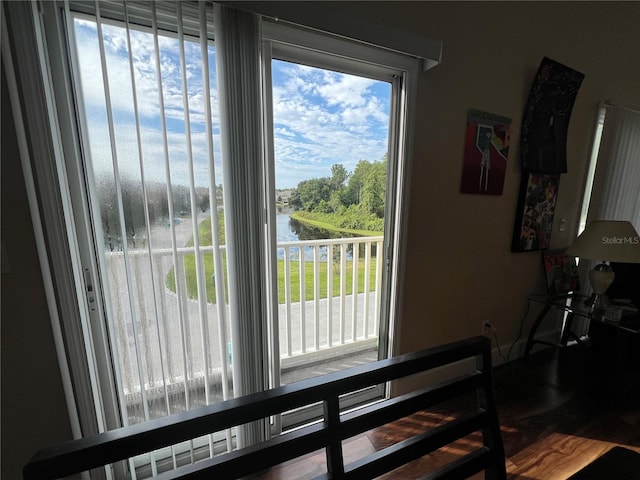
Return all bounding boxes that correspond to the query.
[271,61,390,187]
[73,17,391,190]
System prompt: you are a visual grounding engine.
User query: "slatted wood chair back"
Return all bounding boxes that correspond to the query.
[23,335,506,480]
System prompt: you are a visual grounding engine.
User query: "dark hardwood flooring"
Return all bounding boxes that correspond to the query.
[494,348,640,458]
[494,346,640,478]
[360,346,640,479]
[260,345,640,479]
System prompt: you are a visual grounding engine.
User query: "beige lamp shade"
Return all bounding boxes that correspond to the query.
[566,220,640,263]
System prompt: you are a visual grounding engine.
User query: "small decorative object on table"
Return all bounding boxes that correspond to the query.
[603,306,623,323]
[542,249,580,296]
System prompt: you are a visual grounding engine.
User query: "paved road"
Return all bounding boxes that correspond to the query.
[148,212,209,249]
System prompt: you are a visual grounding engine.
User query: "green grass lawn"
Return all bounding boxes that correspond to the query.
[167,252,378,304]
[166,216,380,304]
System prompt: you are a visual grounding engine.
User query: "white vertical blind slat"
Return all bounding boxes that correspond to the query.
[198,0,234,451]
[149,2,197,461]
[175,1,216,457]
[94,2,155,476]
[94,0,152,424]
[214,3,268,448]
[121,1,175,439]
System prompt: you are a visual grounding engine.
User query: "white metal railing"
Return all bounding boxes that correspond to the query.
[276,236,383,357]
[104,235,384,421]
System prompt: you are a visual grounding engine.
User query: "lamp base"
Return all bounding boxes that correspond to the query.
[588,263,615,311]
[589,293,610,311]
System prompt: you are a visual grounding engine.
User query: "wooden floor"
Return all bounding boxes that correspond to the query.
[260,346,640,479]
[490,346,640,479]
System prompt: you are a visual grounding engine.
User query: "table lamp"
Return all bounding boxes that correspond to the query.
[565,220,640,309]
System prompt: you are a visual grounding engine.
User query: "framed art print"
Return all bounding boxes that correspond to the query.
[511,173,560,252]
[542,249,580,295]
[460,109,511,195]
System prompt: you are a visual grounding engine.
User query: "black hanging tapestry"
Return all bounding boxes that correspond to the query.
[520,57,585,174]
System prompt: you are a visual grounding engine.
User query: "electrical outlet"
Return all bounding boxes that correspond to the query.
[559,218,567,232]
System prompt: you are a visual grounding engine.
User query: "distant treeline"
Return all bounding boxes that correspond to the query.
[96,174,217,250]
[98,155,386,250]
[289,156,386,232]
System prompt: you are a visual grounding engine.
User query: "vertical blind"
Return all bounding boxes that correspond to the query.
[213,3,270,448]
[576,103,640,305]
[68,1,238,474]
[587,104,640,230]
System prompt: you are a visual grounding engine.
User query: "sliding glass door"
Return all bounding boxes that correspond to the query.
[261,28,410,427]
[34,1,417,476]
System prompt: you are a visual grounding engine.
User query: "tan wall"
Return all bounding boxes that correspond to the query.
[327,1,640,353]
[2,0,639,471]
[1,67,74,479]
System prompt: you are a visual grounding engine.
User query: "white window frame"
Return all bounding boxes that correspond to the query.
[261,20,421,428]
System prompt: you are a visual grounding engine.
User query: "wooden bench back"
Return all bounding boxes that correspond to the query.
[24,335,506,479]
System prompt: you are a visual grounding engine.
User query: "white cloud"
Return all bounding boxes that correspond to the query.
[75,18,216,127]
[71,17,390,191]
[270,62,390,187]
[316,74,373,108]
[275,127,296,138]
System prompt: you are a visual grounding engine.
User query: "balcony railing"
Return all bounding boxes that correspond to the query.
[104,236,384,424]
